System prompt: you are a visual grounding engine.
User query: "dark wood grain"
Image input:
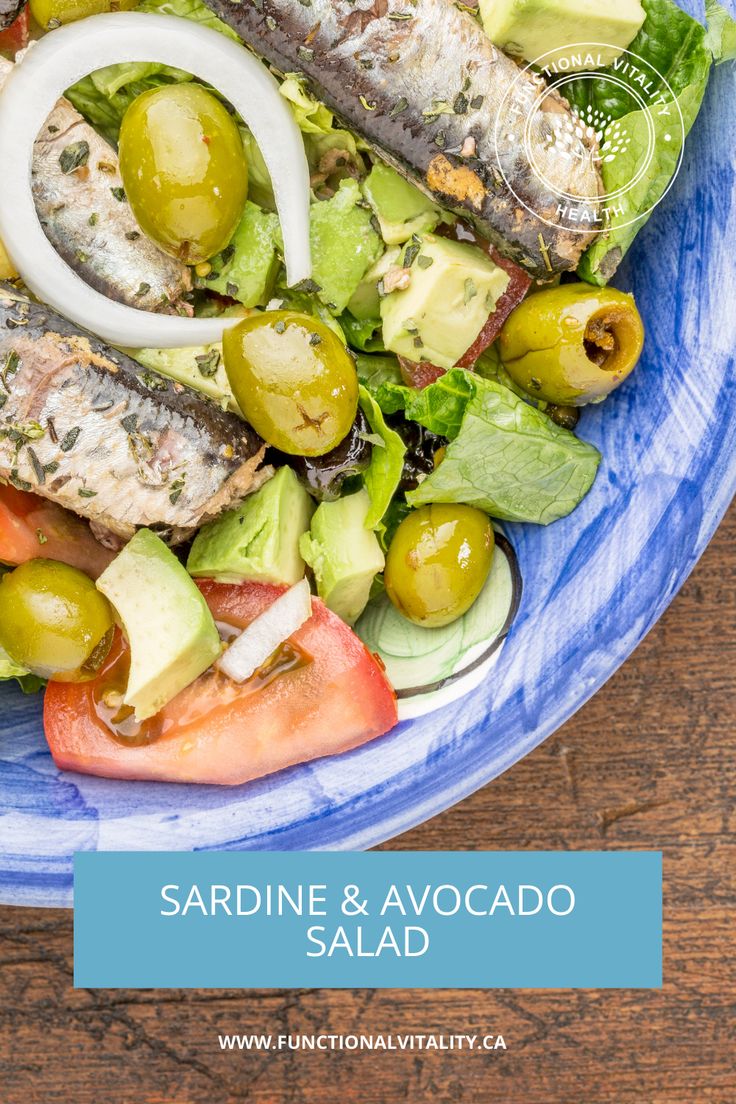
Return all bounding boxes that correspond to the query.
[1,507,733,1104]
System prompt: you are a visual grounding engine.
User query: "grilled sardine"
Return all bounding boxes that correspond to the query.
[0,0,23,30]
[0,285,267,543]
[0,57,192,313]
[204,0,601,276]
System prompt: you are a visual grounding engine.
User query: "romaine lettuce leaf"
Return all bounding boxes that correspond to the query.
[356,361,476,438]
[340,313,385,353]
[138,0,240,38]
[65,0,234,141]
[279,75,367,180]
[407,377,600,524]
[402,368,476,440]
[66,63,193,144]
[573,0,715,284]
[358,386,406,535]
[0,644,45,695]
[355,354,407,414]
[705,0,736,62]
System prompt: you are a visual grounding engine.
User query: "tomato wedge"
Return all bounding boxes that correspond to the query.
[44,580,398,785]
[0,7,29,56]
[0,484,115,578]
[455,244,532,368]
[397,356,447,390]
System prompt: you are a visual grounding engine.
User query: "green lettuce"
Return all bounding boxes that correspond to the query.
[355,354,412,414]
[401,368,476,440]
[65,0,242,143]
[138,0,240,38]
[0,645,45,695]
[573,0,716,284]
[358,387,406,535]
[340,313,385,353]
[407,377,600,525]
[279,75,367,178]
[356,361,475,438]
[66,63,192,143]
[65,0,235,141]
[705,0,736,62]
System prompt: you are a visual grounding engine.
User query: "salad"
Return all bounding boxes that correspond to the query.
[0,0,732,785]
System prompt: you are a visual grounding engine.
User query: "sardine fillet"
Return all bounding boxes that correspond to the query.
[0,285,267,543]
[204,0,601,276]
[0,57,192,313]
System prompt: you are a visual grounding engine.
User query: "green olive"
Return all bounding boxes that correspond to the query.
[0,560,114,682]
[498,284,644,407]
[385,505,494,628]
[29,0,136,30]
[119,84,248,265]
[223,311,359,456]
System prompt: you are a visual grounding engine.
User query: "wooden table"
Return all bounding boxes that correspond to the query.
[1,507,733,1104]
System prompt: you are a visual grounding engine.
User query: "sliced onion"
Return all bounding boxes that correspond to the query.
[0,13,311,348]
[218,578,312,684]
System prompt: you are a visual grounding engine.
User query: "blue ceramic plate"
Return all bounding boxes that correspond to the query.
[1,24,734,907]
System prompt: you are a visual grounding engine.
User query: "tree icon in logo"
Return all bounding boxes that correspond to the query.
[543,105,632,166]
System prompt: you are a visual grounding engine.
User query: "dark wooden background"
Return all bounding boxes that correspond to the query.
[1,506,733,1103]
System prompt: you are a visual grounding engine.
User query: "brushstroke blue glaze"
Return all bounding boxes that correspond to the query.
[1,6,734,905]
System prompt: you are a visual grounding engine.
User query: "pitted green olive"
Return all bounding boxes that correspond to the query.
[498,284,644,406]
[223,311,359,456]
[385,504,494,628]
[0,559,114,682]
[119,84,248,265]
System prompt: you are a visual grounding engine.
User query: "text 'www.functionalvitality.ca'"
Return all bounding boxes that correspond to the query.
[217,1033,508,1052]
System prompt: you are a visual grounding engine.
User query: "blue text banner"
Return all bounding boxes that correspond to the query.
[74,850,662,989]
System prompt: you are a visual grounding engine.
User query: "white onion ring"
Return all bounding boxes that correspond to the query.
[0,13,312,348]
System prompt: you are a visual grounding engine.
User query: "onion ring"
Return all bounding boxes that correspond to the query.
[0,13,312,347]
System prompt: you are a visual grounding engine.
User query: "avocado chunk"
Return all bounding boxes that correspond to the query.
[479,0,645,69]
[299,489,385,625]
[310,178,384,314]
[380,233,510,370]
[206,200,282,307]
[346,247,401,322]
[130,344,238,412]
[362,163,441,245]
[187,468,314,585]
[97,529,221,722]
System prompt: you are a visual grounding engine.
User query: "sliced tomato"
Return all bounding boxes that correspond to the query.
[397,356,447,390]
[0,484,115,578]
[456,246,532,367]
[44,581,398,785]
[0,6,29,55]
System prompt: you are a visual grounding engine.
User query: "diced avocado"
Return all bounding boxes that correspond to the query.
[299,489,385,625]
[310,178,384,315]
[187,468,314,585]
[380,233,510,370]
[97,529,221,722]
[362,163,441,245]
[347,247,401,322]
[206,200,282,307]
[129,344,238,412]
[479,0,645,69]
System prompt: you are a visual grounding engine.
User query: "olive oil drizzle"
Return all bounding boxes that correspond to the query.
[93,622,311,747]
